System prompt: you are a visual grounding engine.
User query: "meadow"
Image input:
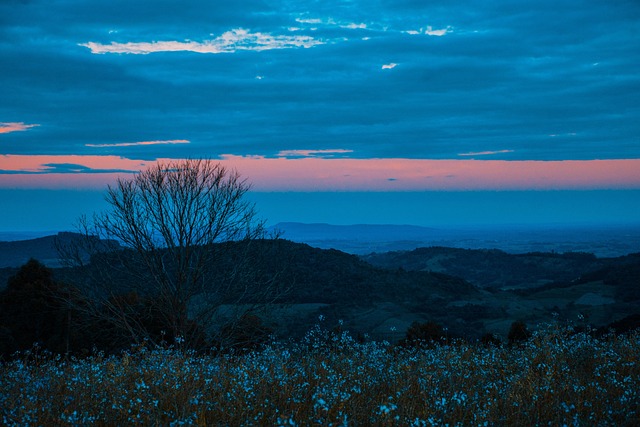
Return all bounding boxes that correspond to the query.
[1,323,638,426]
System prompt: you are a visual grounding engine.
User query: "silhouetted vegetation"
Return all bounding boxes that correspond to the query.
[56,160,287,351]
[600,313,640,336]
[508,320,532,345]
[399,321,448,347]
[0,259,88,357]
[480,332,502,347]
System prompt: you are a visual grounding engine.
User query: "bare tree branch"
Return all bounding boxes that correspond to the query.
[57,159,287,350]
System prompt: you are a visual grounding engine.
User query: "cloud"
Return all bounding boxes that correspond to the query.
[381,63,397,69]
[425,26,451,36]
[295,17,366,29]
[277,149,354,158]
[39,163,135,174]
[3,1,639,165]
[405,26,452,36]
[295,18,324,25]
[86,139,190,148]
[342,23,367,30]
[0,155,146,176]
[0,122,40,134]
[80,28,324,54]
[458,150,515,157]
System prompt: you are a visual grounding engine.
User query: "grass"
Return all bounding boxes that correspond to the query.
[1,323,639,426]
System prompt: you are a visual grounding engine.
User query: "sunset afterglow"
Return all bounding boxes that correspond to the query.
[1,0,639,230]
[2,154,640,191]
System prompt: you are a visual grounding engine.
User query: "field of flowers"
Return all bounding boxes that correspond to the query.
[1,323,639,426]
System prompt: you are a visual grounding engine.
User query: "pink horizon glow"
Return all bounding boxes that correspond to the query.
[1,154,640,191]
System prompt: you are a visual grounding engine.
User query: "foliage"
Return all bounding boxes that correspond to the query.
[0,259,89,357]
[507,321,532,345]
[1,324,639,426]
[399,321,448,347]
[480,332,502,347]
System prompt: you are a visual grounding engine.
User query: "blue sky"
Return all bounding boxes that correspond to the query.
[1,0,640,231]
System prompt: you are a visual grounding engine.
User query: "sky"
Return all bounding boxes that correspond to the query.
[1,0,640,232]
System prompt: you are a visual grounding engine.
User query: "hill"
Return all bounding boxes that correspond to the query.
[0,233,72,268]
[362,246,640,336]
[245,239,485,339]
[2,236,639,343]
[362,247,605,290]
[47,239,485,341]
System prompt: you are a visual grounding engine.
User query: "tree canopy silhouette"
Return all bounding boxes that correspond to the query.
[0,259,85,356]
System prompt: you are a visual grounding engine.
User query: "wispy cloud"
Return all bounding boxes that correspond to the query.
[80,29,324,55]
[294,17,366,29]
[39,163,134,174]
[381,63,398,70]
[0,122,40,134]
[277,149,354,158]
[425,26,452,36]
[458,150,514,157]
[342,23,367,30]
[295,18,324,25]
[0,155,145,176]
[86,139,190,148]
[405,26,452,36]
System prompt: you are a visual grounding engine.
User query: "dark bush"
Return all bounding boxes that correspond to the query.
[600,314,640,336]
[0,259,88,356]
[217,314,273,353]
[399,321,447,347]
[507,320,532,345]
[480,332,502,347]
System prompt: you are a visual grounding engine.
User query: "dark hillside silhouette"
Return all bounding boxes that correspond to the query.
[363,246,612,289]
[2,239,640,355]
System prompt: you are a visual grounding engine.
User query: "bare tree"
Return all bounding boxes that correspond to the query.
[58,159,285,350]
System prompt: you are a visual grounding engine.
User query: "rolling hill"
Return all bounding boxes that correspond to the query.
[1,234,639,342]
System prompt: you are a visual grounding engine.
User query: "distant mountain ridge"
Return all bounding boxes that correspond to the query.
[271,222,640,256]
[271,222,438,240]
[0,232,118,268]
[2,222,640,268]
[0,233,69,268]
[0,231,60,242]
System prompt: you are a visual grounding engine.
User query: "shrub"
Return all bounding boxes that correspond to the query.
[399,320,448,347]
[0,259,87,357]
[508,320,532,345]
[480,332,502,347]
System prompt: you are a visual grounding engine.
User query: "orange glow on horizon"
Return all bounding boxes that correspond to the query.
[1,154,639,191]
